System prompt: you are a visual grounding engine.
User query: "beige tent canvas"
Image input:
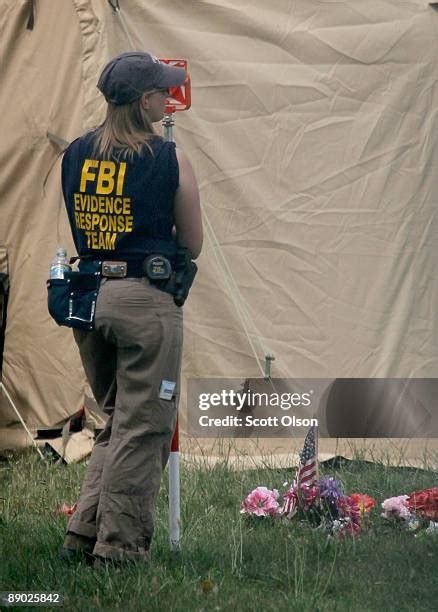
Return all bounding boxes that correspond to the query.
[1,0,437,468]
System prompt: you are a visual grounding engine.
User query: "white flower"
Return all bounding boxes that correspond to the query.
[407,519,420,531]
[425,521,438,535]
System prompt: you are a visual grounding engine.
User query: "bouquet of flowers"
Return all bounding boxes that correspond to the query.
[239,486,281,518]
[241,476,376,538]
[240,426,436,539]
[407,487,438,521]
[382,487,438,536]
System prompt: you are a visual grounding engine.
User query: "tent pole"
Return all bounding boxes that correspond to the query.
[107,1,135,49]
[0,382,44,460]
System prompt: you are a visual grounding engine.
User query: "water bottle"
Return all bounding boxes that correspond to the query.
[50,247,71,279]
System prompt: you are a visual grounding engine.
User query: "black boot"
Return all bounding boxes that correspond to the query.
[59,532,96,565]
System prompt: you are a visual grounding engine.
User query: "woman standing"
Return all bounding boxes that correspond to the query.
[59,51,202,564]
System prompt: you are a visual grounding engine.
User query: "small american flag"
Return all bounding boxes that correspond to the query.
[296,425,318,487]
[281,425,318,517]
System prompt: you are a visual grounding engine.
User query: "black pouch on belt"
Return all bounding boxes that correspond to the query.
[46,271,101,330]
[173,248,198,307]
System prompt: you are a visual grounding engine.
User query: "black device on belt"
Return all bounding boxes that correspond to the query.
[142,255,172,280]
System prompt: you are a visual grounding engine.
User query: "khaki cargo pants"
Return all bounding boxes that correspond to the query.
[67,277,183,562]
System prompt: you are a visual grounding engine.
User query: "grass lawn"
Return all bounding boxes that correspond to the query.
[0,448,437,611]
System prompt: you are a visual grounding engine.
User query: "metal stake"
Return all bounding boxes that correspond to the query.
[264,354,275,380]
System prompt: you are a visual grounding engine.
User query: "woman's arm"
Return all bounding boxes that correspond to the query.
[174,148,203,259]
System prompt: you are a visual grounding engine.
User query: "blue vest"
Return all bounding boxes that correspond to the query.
[61,131,178,260]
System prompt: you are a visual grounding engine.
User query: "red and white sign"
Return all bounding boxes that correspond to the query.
[160,59,191,112]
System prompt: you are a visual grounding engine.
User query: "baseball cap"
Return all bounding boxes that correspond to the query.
[97,51,186,105]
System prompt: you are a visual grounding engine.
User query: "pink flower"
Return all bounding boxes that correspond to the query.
[55,502,77,517]
[240,486,280,517]
[381,495,411,521]
[298,484,319,511]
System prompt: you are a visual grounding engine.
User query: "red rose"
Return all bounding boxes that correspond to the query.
[407,487,438,520]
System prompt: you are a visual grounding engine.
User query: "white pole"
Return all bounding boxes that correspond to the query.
[162,109,181,550]
[169,428,181,550]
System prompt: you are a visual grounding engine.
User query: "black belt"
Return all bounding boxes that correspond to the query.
[77,258,176,297]
[73,249,196,307]
[78,258,171,278]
